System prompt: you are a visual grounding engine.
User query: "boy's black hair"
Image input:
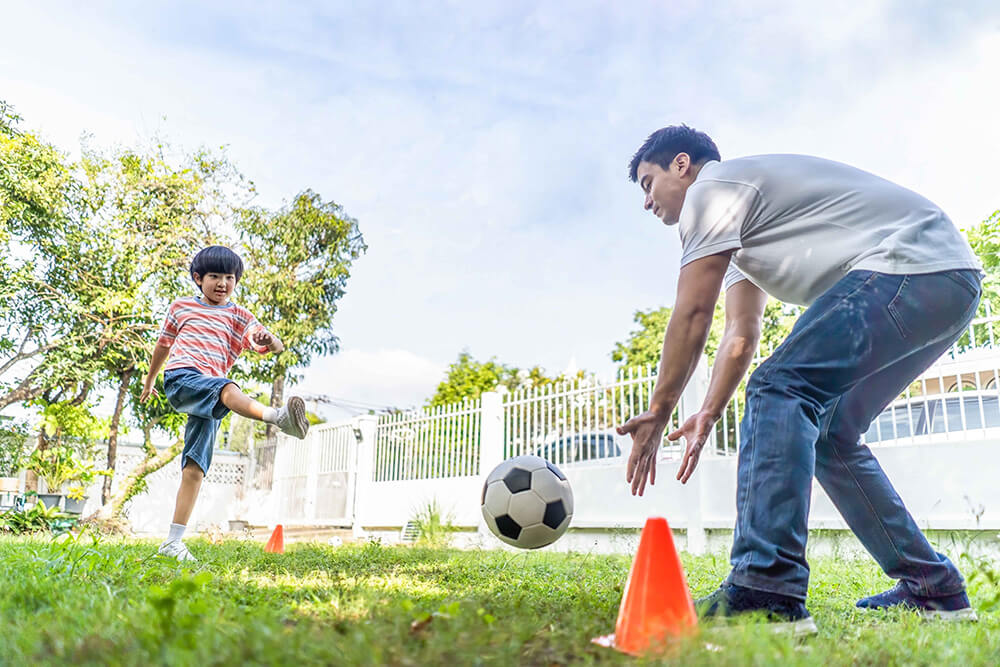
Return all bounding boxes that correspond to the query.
[628,124,721,182]
[190,245,244,283]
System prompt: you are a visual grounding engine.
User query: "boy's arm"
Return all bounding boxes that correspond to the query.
[249,324,284,354]
[140,344,171,402]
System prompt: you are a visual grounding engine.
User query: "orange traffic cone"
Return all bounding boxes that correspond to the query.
[592,517,697,655]
[264,524,284,553]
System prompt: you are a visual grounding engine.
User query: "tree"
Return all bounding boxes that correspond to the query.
[0,101,85,410]
[235,191,366,439]
[426,351,577,407]
[71,143,245,503]
[611,298,798,371]
[963,209,1000,311]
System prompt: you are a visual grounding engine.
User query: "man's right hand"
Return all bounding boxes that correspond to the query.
[618,408,672,497]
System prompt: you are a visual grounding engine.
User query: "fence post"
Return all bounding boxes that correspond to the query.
[304,432,320,521]
[351,415,379,539]
[679,354,709,554]
[477,392,504,537]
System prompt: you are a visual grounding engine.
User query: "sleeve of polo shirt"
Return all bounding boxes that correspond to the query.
[678,180,758,267]
[723,261,748,291]
[156,302,180,348]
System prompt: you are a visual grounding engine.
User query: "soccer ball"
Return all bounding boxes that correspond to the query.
[480,455,573,549]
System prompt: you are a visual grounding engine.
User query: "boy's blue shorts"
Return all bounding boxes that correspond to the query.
[164,367,237,474]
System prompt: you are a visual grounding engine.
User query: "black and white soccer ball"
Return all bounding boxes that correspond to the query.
[481,455,573,549]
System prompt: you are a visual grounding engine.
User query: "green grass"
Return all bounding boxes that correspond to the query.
[0,533,997,665]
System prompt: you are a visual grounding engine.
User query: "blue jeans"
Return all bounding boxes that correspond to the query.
[727,269,981,600]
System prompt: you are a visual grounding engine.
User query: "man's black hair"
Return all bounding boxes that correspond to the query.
[190,245,244,283]
[628,124,721,182]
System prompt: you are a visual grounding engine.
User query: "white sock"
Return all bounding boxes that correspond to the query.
[167,522,186,543]
[262,407,278,423]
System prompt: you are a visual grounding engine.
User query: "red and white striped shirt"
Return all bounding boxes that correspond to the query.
[157,297,271,377]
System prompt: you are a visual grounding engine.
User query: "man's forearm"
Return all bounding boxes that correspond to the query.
[701,329,760,419]
[649,306,715,414]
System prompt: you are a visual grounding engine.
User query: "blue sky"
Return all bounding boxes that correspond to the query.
[3,1,999,420]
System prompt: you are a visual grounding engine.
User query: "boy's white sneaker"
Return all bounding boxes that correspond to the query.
[276,396,310,439]
[158,540,197,562]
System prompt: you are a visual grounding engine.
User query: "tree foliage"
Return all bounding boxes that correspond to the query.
[234,191,366,438]
[426,351,578,407]
[0,100,364,511]
[610,297,799,371]
[964,210,1000,312]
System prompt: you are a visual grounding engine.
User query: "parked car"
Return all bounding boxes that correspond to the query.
[864,392,1000,443]
[533,431,630,465]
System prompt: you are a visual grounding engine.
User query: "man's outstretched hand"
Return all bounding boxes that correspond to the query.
[617,409,669,496]
[668,410,717,484]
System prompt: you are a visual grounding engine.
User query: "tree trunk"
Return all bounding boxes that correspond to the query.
[102,366,135,505]
[266,374,285,442]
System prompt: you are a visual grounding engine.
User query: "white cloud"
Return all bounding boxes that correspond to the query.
[2,1,999,420]
[289,349,446,420]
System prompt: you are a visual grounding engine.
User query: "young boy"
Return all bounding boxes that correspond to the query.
[140,245,310,561]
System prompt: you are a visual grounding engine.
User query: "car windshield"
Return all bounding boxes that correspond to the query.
[864,394,1000,443]
[535,433,621,463]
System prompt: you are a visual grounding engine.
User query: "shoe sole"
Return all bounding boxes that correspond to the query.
[858,606,979,622]
[157,547,197,562]
[919,608,979,622]
[287,396,309,439]
[705,616,818,637]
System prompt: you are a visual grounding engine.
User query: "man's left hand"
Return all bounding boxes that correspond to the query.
[669,410,717,484]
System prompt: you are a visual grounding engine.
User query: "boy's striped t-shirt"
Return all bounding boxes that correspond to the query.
[157,297,271,377]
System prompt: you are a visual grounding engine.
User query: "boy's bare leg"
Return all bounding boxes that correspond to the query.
[220,383,269,420]
[221,383,310,439]
[171,463,205,525]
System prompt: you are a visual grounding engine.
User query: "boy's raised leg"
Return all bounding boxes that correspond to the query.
[220,384,309,439]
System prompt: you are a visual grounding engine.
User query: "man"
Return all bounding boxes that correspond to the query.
[616,125,981,633]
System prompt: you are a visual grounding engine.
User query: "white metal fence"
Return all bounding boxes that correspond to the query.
[272,422,358,523]
[107,309,999,542]
[373,398,482,481]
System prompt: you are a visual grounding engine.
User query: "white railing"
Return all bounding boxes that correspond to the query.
[711,310,1000,453]
[250,308,1000,541]
[373,398,482,481]
[271,421,360,523]
[502,368,686,467]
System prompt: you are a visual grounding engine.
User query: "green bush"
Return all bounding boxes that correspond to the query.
[0,422,31,477]
[0,501,69,534]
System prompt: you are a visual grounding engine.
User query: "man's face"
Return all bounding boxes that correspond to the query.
[195,272,237,305]
[636,156,692,226]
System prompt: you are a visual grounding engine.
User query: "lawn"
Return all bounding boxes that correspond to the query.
[0,533,997,665]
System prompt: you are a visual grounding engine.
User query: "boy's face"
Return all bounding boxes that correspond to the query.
[194,272,237,305]
[636,154,694,226]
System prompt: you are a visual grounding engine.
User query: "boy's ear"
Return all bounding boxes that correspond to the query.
[192,272,203,285]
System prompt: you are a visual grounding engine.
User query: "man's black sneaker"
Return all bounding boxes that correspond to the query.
[695,583,818,636]
[856,582,978,621]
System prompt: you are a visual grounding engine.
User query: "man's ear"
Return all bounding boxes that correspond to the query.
[672,152,691,175]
